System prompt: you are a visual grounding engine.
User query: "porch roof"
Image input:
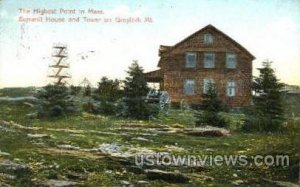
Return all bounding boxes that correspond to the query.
[144,69,163,83]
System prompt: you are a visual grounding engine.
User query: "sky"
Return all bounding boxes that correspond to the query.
[0,0,300,88]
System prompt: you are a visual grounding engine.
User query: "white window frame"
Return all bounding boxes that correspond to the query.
[185,52,197,68]
[203,79,214,94]
[204,53,215,68]
[184,79,196,96]
[226,53,237,69]
[227,80,236,97]
[204,33,213,44]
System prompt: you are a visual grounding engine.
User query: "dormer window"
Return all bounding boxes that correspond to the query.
[185,52,197,68]
[204,33,213,44]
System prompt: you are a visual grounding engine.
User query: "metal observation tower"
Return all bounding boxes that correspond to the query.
[48,44,71,85]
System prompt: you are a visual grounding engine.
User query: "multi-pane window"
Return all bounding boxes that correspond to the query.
[226,53,236,69]
[203,79,214,94]
[227,81,236,97]
[184,80,195,95]
[204,53,215,68]
[185,52,197,68]
[204,33,213,44]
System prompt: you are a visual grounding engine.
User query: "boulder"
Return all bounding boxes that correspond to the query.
[36,179,78,187]
[0,150,10,156]
[184,126,230,137]
[145,169,189,183]
[263,179,299,187]
[27,134,51,138]
[57,145,80,150]
[132,137,151,142]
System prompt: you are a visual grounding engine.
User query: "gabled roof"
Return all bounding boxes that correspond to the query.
[161,24,255,59]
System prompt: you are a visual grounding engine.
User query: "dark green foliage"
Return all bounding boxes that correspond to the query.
[84,85,92,96]
[122,61,157,119]
[35,84,76,118]
[70,85,81,96]
[93,77,123,115]
[244,61,284,132]
[245,61,284,132]
[196,83,228,127]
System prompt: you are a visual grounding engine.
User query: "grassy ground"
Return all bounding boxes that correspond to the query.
[0,88,299,186]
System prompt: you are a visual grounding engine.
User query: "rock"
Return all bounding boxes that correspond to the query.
[0,182,13,187]
[26,113,37,118]
[202,175,214,182]
[184,126,230,137]
[99,143,120,154]
[0,160,30,172]
[137,180,150,185]
[0,173,16,180]
[23,102,35,107]
[132,137,151,142]
[205,148,214,152]
[121,123,145,128]
[37,179,78,187]
[127,166,145,174]
[164,145,185,152]
[69,134,85,138]
[120,180,132,186]
[231,179,244,185]
[57,145,80,150]
[0,150,10,156]
[66,172,87,180]
[263,178,299,187]
[171,123,184,128]
[28,134,50,138]
[145,169,189,183]
[32,142,46,147]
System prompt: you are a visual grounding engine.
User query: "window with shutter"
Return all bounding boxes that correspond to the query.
[227,81,236,97]
[204,53,215,68]
[184,80,195,95]
[185,52,196,68]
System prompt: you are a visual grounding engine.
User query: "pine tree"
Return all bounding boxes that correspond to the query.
[94,77,122,115]
[122,61,155,119]
[35,84,76,118]
[196,83,227,127]
[251,61,284,131]
[84,85,92,96]
[202,83,223,113]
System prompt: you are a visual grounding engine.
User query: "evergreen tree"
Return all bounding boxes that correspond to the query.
[94,77,122,115]
[251,61,284,131]
[70,85,81,96]
[196,83,227,127]
[35,84,76,118]
[84,85,92,96]
[122,61,155,119]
